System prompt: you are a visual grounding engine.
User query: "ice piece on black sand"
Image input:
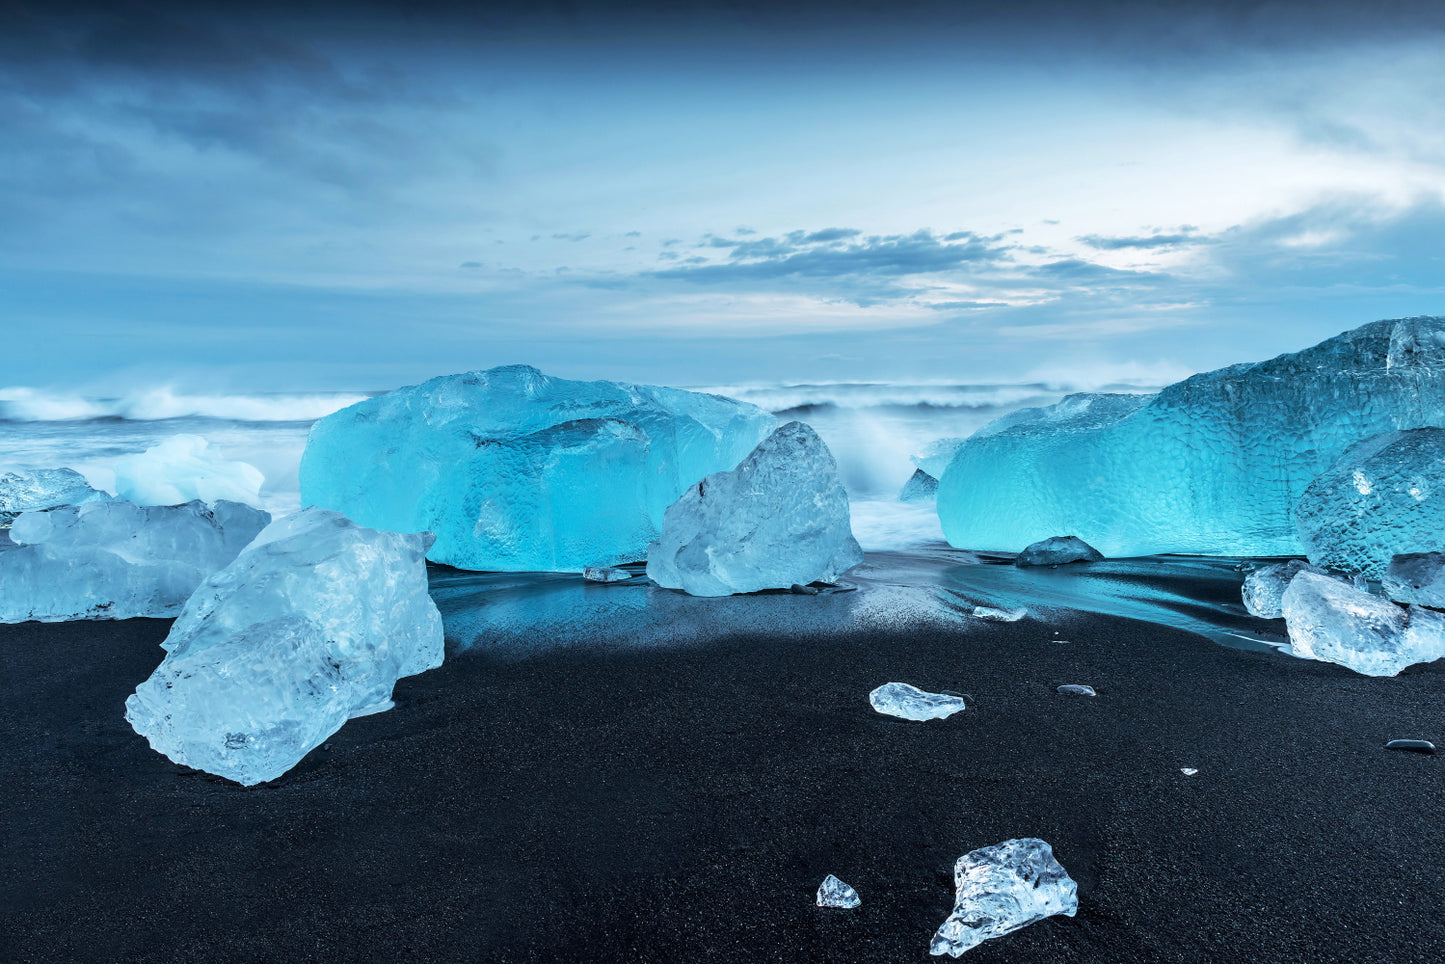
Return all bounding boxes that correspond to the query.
[972,605,1027,622]
[1242,559,1331,618]
[583,566,633,583]
[899,468,940,503]
[1383,552,1445,608]
[1015,536,1104,567]
[1281,570,1445,676]
[1385,739,1436,753]
[929,838,1078,957]
[816,875,861,908]
[0,467,108,526]
[869,682,966,721]
[125,508,444,786]
[1057,684,1096,696]
[1181,768,1199,776]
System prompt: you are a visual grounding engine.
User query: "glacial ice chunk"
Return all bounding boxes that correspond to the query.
[646,421,863,596]
[299,365,777,571]
[1015,536,1103,567]
[938,317,1445,556]
[583,566,633,583]
[112,435,265,507]
[1280,570,1445,676]
[0,500,269,622]
[1242,560,1330,618]
[124,508,443,786]
[0,467,108,525]
[816,875,861,909]
[899,468,940,503]
[1056,684,1096,696]
[930,838,1078,957]
[1383,552,1445,607]
[1295,428,1445,577]
[869,682,966,720]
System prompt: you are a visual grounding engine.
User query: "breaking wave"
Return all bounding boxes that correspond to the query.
[0,387,369,423]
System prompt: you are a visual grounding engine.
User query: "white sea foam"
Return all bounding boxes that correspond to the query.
[0,387,368,422]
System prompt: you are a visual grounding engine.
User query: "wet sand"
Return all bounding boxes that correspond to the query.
[4,582,1445,962]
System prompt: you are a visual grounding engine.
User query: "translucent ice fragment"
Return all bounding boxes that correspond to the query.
[899,468,940,503]
[125,508,443,786]
[0,500,269,622]
[0,467,108,525]
[913,437,966,481]
[972,605,1027,622]
[1056,684,1096,696]
[1385,739,1435,753]
[1242,560,1330,618]
[869,682,966,720]
[816,875,861,909]
[1181,768,1199,776]
[583,566,633,583]
[646,421,863,596]
[112,435,265,507]
[929,838,1078,957]
[1015,536,1103,567]
[1382,551,1445,607]
[1281,570,1445,676]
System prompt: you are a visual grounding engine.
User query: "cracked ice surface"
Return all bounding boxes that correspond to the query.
[0,500,269,622]
[1383,552,1445,607]
[0,467,108,526]
[869,682,966,720]
[125,508,443,786]
[300,365,777,572]
[1281,570,1445,676]
[816,875,861,908]
[930,838,1078,957]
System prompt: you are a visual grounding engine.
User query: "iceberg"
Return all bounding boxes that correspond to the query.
[899,468,939,503]
[646,421,863,596]
[0,500,269,622]
[1015,536,1103,567]
[125,508,443,786]
[112,435,265,507]
[816,875,861,909]
[930,838,1078,957]
[869,682,966,720]
[938,317,1445,556]
[299,365,777,571]
[1383,552,1445,607]
[1281,570,1445,676]
[0,467,108,525]
[1242,559,1330,618]
[1294,428,1445,577]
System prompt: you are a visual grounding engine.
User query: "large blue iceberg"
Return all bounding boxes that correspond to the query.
[299,365,777,571]
[937,317,1445,556]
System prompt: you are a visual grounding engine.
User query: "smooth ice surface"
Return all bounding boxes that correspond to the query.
[300,365,777,571]
[816,875,861,909]
[112,435,265,507]
[939,317,1445,556]
[930,838,1079,957]
[1015,536,1103,567]
[899,468,940,503]
[1281,570,1445,676]
[1242,560,1330,618]
[583,566,633,583]
[1295,428,1445,577]
[0,467,107,525]
[1383,552,1445,607]
[869,682,966,720]
[125,508,443,786]
[0,500,269,622]
[646,421,863,596]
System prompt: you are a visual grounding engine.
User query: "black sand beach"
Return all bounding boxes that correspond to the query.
[5,574,1445,963]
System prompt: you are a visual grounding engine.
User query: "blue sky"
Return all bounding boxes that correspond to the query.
[4,1,1445,392]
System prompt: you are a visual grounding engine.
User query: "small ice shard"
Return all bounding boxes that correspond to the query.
[1015,536,1104,567]
[0,467,109,525]
[583,566,633,583]
[1383,552,1445,608]
[646,421,863,597]
[1281,570,1445,676]
[0,500,269,622]
[929,838,1078,957]
[1057,684,1096,696]
[899,468,940,503]
[816,875,861,909]
[870,682,966,720]
[111,435,265,507]
[1181,768,1199,776]
[1385,739,1436,753]
[124,508,444,786]
[972,605,1027,622]
[1242,560,1331,618]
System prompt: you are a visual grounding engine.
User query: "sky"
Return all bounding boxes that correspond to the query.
[4,0,1445,393]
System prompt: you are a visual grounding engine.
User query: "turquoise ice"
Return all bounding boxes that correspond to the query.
[299,365,777,571]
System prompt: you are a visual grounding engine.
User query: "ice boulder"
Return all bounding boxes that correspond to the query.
[125,508,443,786]
[930,838,1078,957]
[0,467,108,525]
[299,365,777,572]
[645,421,862,596]
[1015,535,1103,567]
[899,468,940,503]
[938,317,1445,556]
[0,500,269,622]
[869,682,966,720]
[1281,570,1445,676]
[1242,559,1331,618]
[112,435,265,507]
[1383,552,1445,608]
[1294,428,1445,577]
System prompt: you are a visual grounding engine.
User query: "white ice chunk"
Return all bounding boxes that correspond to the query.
[0,467,108,525]
[1281,570,1445,676]
[1242,560,1331,618]
[0,500,269,622]
[869,682,966,720]
[930,838,1079,957]
[1181,767,1199,776]
[646,421,863,597]
[1015,536,1103,567]
[112,435,265,507]
[816,875,861,909]
[124,508,443,786]
[1057,684,1096,696]
[1383,551,1445,607]
[583,566,634,583]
